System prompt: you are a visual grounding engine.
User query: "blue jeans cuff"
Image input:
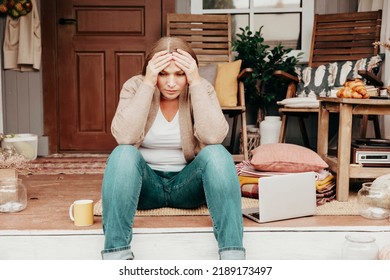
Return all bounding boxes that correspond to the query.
[101,246,134,260]
[219,247,246,260]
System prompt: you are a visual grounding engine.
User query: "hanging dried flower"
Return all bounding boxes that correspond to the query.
[373,37,390,51]
[0,0,32,19]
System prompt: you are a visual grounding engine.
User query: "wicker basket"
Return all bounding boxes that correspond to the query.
[240,130,260,159]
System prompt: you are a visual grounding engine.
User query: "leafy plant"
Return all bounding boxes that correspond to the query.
[232,26,302,114]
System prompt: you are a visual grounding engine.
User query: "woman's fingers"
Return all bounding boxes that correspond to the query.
[172,49,200,85]
[150,51,172,71]
[172,49,193,68]
[144,51,173,85]
[144,48,202,86]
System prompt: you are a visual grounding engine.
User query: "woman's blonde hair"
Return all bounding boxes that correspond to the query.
[142,36,198,75]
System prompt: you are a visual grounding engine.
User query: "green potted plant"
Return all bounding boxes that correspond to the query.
[232,26,302,116]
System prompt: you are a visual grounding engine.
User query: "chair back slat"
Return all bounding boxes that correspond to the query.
[310,10,382,67]
[167,13,232,65]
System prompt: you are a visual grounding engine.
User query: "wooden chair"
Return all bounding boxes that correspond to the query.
[167,13,251,162]
[276,10,383,148]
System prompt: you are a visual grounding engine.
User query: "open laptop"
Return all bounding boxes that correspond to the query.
[242,172,316,223]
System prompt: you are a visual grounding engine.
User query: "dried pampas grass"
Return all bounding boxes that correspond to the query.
[373,38,390,51]
[0,152,27,169]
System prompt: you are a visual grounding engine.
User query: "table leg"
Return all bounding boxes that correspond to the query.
[336,103,353,201]
[317,101,329,157]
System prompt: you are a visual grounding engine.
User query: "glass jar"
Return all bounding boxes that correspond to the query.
[357,182,390,219]
[0,178,27,213]
[341,234,379,260]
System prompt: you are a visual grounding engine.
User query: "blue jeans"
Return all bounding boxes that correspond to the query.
[101,144,245,260]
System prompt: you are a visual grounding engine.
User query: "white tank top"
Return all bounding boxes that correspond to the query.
[139,108,186,172]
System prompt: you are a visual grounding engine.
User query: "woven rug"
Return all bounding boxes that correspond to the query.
[93,193,359,217]
[19,154,108,175]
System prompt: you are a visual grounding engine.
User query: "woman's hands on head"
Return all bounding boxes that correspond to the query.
[143,50,173,86]
[143,48,201,87]
[172,49,201,85]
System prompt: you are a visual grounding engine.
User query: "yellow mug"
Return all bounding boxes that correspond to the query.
[69,199,94,226]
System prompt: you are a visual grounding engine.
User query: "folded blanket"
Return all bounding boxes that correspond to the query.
[317,194,336,205]
[241,183,259,199]
[316,174,335,190]
[316,185,335,197]
[315,169,332,181]
[237,161,336,204]
[238,175,258,186]
[317,182,335,194]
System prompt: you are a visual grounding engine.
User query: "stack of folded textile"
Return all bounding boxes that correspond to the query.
[236,161,288,199]
[236,161,336,205]
[238,175,259,199]
[315,169,336,205]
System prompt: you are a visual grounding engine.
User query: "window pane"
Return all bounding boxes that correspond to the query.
[231,14,249,40]
[253,0,301,8]
[203,0,249,9]
[254,13,301,49]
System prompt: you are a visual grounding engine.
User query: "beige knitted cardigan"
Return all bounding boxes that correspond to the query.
[111,75,229,162]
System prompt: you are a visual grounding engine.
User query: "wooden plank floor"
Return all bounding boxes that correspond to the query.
[2,173,390,260]
[1,173,389,231]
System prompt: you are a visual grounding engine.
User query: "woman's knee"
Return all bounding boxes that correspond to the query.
[103,145,143,193]
[104,145,144,177]
[108,145,141,165]
[197,144,231,163]
[197,145,238,182]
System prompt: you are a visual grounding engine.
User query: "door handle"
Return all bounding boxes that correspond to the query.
[59,18,77,25]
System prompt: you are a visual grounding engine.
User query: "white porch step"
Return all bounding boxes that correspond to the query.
[1,226,390,260]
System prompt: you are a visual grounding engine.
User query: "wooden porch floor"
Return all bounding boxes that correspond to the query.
[1,174,390,260]
[1,173,389,231]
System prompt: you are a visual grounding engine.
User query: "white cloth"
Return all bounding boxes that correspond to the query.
[277,97,319,108]
[3,0,41,71]
[139,108,186,172]
[358,0,383,11]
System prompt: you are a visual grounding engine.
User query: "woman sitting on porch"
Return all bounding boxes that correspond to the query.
[100,36,245,260]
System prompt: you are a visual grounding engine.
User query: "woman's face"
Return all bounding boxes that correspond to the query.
[157,61,187,100]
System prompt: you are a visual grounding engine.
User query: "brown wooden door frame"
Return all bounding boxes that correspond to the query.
[41,0,176,154]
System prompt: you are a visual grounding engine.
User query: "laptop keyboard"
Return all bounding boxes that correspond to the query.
[249,212,260,219]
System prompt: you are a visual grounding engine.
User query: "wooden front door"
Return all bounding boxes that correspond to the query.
[45,0,173,153]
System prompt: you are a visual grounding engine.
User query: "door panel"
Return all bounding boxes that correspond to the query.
[77,8,144,33]
[77,53,105,132]
[57,0,162,152]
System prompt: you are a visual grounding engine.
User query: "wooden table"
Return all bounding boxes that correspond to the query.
[317,97,390,201]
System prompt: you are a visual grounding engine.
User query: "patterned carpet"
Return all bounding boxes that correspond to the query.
[19,153,108,175]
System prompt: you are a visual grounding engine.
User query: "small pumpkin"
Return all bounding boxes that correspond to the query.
[379,244,390,260]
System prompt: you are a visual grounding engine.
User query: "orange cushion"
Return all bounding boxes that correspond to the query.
[214,60,242,107]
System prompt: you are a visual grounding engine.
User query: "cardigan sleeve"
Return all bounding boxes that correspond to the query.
[189,79,229,144]
[111,75,156,144]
